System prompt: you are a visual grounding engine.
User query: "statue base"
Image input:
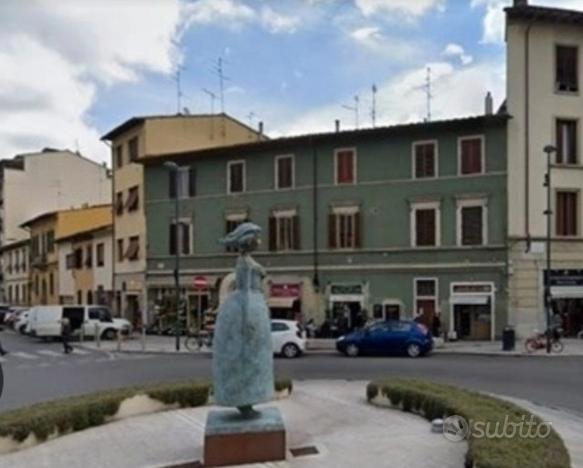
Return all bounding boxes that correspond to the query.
[204,407,286,467]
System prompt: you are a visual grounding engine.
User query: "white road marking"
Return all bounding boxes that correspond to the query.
[37,350,63,357]
[11,351,39,360]
[72,349,90,355]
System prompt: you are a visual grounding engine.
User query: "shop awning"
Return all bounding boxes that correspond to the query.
[450,294,490,306]
[551,286,583,299]
[267,297,296,308]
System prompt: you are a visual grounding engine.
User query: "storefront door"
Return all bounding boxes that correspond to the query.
[454,304,491,340]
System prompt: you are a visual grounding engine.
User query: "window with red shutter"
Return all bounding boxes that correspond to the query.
[460,138,483,175]
[414,143,436,178]
[336,150,355,184]
[556,191,578,236]
[415,209,436,246]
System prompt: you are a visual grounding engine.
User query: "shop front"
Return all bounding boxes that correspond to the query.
[267,282,302,321]
[546,270,583,336]
[328,283,367,332]
[450,282,495,341]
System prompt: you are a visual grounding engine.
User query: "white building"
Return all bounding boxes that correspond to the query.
[506,0,583,336]
[0,240,29,306]
[0,149,111,302]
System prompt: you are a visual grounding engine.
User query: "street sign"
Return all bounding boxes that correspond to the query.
[194,276,209,290]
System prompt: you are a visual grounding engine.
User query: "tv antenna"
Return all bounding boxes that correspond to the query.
[246,111,256,127]
[342,95,360,129]
[371,84,377,128]
[203,88,217,114]
[423,67,433,122]
[213,57,230,114]
[174,64,186,114]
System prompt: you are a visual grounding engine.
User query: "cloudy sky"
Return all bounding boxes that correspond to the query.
[1,0,582,164]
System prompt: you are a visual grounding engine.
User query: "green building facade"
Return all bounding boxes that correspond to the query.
[142,114,508,340]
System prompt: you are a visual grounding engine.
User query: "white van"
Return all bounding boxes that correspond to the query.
[28,305,131,340]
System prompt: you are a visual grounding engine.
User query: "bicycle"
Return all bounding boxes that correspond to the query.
[524,329,564,353]
[184,329,213,352]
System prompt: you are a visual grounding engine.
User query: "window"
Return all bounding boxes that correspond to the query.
[115,192,124,216]
[225,213,248,252]
[275,155,294,189]
[125,236,140,261]
[414,278,438,326]
[49,273,54,296]
[7,286,12,303]
[47,230,55,253]
[335,149,356,184]
[74,248,83,269]
[227,160,245,194]
[128,136,139,162]
[556,119,578,165]
[115,145,123,169]
[271,322,290,332]
[556,45,578,93]
[457,199,487,246]
[169,220,192,255]
[328,206,361,249]
[126,185,140,211]
[459,136,484,175]
[556,191,578,237]
[188,167,196,197]
[97,243,105,267]
[269,210,300,251]
[85,245,93,268]
[87,290,93,305]
[411,202,440,247]
[66,253,75,270]
[117,239,124,262]
[413,141,437,178]
[77,290,82,304]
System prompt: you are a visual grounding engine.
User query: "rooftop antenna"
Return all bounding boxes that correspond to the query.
[246,111,256,127]
[371,84,377,128]
[342,95,360,129]
[213,57,230,137]
[424,67,433,122]
[174,64,186,114]
[203,88,218,140]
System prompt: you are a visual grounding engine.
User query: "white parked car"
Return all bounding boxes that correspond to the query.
[27,305,132,340]
[14,310,30,334]
[271,319,306,358]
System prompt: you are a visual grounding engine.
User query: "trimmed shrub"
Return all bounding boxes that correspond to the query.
[367,379,570,468]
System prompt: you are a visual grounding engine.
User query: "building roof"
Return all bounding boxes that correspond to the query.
[0,238,30,254]
[101,113,265,141]
[506,3,583,25]
[20,204,112,241]
[140,114,510,166]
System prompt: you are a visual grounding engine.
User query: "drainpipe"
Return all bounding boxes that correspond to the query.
[524,22,533,252]
[312,137,320,291]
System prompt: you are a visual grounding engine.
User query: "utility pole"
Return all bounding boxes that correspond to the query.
[543,145,557,354]
[371,84,377,128]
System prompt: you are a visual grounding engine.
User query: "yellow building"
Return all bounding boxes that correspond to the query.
[21,205,112,306]
[101,113,266,325]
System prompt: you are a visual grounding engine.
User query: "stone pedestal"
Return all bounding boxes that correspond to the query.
[204,407,286,467]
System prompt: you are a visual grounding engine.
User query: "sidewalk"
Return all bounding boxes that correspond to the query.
[436,338,583,357]
[0,381,466,468]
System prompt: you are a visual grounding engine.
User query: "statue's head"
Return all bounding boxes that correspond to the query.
[220,222,261,253]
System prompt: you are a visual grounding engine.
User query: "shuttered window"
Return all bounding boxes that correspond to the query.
[126,236,140,261]
[126,186,139,211]
[169,221,192,255]
[415,209,436,246]
[414,142,436,178]
[128,137,139,162]
[556,191,578,237]
[228,161,245,194]
[115,192,124,216]
[460,138,483,174]
[556,45,579,93]
[328,209,361,249]
[461,206,483,246]
[269,213,300,251]
[556,119,578,165]
[276,156,294,189]
[335,150,355,184]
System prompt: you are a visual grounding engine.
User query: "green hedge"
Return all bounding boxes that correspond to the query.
[0,378,293,444]
[367,379,570,468]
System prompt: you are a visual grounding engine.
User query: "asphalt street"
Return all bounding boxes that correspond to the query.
[1,330,583,415]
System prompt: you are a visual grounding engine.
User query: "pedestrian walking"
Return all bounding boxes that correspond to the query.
[61,317,73,354]
[432,312,442,338]
[0,326,8,356]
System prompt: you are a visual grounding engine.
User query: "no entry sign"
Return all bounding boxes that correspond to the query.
[194,276,209,290]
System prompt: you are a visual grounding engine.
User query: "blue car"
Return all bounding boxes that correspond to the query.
[336,320,433,358]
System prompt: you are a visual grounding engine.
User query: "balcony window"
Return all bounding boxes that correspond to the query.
[125,236,140,261]
[556,191,578,237]
[169,220,192,255]
[328,206,361,249]
[556,45,578,93]
[269,209,299,251]
[225,212,248,253]
[556,119,578,165]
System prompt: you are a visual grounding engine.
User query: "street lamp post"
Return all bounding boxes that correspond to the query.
[543,145,557,354]
[164,161,181,351]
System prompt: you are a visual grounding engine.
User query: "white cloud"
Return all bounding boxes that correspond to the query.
[349,26,419,60]
[355,0,445,18]
[472,0,583,44]
[0,0,185,163]
[276,59,505,135]
[184,0,255,28]
[442,43,474,65]
[260,6,300,34]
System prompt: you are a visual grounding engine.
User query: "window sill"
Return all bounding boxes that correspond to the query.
[554,89,579,97]
[413,175,438,180]
[458,171,485,177]
[551,164,583,170]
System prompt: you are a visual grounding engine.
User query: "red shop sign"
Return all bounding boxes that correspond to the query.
[270,283,301,298]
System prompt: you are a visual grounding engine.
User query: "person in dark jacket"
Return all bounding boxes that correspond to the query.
[0,327,8,356]
[61,317,73,354]
[432,313,442,338]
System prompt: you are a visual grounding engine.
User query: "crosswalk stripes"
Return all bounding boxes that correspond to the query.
[37,349,64,357]
[11,351,39,360]
[1,348,157,368]
[72,348,90,355]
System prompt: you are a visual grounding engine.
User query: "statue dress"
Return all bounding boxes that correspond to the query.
[212,253,274,410]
